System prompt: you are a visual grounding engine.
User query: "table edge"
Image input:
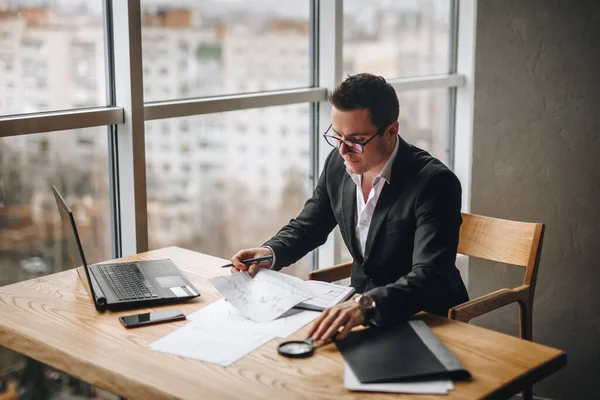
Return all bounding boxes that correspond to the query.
[481,351,567,400]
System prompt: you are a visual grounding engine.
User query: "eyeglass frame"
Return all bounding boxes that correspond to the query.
[322,124,387,154]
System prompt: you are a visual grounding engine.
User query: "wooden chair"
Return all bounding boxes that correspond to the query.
[308,213,545,341]
[447,213,544,343]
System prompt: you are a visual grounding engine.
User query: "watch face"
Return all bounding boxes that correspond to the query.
[358,295,375,309]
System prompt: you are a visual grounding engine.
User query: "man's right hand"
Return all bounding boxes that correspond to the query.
[230,247,273,277]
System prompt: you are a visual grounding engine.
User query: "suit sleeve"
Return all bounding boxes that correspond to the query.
[365,170,463,324]
[262,151,338,270]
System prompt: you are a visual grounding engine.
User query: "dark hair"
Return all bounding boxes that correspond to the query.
[328,73,399,130]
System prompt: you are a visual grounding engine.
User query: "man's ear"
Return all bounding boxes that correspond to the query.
[388,120,400,137]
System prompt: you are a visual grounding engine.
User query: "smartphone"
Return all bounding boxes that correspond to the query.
[119,308,186,329]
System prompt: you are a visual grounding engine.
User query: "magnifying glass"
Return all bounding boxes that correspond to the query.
[277,338,335,358]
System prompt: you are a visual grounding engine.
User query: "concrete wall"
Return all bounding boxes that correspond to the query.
[469,0,600,398]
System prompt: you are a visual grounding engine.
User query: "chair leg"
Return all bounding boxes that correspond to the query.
[518,300,533,400]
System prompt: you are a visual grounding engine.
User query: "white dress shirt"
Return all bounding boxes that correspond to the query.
[346,135,400,257]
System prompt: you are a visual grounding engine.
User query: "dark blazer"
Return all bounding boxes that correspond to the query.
[264,136,468,325]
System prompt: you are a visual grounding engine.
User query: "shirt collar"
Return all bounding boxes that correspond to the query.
[346,134,400,186]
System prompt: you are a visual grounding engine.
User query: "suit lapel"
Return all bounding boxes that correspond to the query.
[363,137,413,264]
[341,172,362,262]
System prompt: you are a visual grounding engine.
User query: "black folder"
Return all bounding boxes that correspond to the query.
[336,320,470,383]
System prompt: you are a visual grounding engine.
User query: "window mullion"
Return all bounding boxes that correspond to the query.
[315,0,343,270]
[111,0,148,255]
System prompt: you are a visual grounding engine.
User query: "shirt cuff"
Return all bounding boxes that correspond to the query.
[261,246,276,270]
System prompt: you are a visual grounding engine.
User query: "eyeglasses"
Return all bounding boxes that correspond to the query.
[322,124,384,154]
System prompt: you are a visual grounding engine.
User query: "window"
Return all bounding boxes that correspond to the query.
[343,0,451,78]
[0,3,107,116]
[0,128,112,283]
[145,104,312,278]
[141,1,311,101]
[180,120,190,133]
[398,89,450,164]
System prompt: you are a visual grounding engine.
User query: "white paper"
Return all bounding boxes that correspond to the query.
[298,281,355,310]
[209,269,314,322]
[187,299,320,338]
[149,322,272,366]
[344,363,454,394]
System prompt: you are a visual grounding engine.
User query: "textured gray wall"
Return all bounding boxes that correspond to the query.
[470,0,600,398]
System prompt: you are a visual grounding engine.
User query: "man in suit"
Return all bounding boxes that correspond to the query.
[230,73,468,342]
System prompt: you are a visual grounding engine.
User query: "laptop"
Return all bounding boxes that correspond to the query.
[53,186,200,312]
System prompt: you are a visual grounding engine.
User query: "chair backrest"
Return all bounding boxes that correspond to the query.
[457,213,545,399]
[458,213,545,288]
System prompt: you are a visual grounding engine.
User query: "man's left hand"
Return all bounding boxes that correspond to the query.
[306,299,365,342]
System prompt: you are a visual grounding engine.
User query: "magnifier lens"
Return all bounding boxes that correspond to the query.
[280,342,311,354]
[278,340,314,358]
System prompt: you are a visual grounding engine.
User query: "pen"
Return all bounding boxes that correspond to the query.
[221,255,273,268]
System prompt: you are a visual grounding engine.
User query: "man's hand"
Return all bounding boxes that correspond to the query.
[230,247,273,277]
[306,299,365,342]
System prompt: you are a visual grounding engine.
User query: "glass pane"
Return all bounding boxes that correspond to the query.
[0,128,113,398]
[343,0,451,78]
[141,1,311,102]
[0,2,107,115]
[337,88,449,264]
[398,88,449,163]
[145,104,312,278]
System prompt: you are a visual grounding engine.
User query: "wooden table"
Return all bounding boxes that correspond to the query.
[0,247,566,399]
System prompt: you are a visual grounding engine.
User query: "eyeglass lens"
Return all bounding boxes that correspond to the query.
[324,135,363,153]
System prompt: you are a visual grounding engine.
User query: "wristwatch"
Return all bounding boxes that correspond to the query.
[354,294,377,324]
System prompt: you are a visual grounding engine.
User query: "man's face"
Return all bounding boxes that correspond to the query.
[330,107,397,175]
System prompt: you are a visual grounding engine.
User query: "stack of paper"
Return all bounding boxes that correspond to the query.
[187,299,320,339]
[148,299,320,366]
[344,363,455,394]
[208,269,315,322]
[295,280,355,311]
[149,269,357,367]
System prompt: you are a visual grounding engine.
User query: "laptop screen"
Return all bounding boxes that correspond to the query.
[52,186,96,303]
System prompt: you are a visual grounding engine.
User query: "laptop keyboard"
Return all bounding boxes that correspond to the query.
[98,264,159,301]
